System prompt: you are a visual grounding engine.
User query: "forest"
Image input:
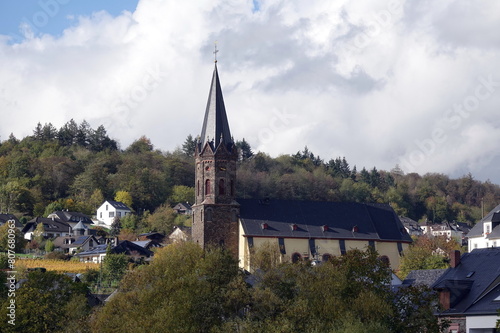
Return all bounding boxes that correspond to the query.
[1,120,499,231]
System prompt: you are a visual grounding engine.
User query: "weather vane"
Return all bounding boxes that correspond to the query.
[213,41,219,63]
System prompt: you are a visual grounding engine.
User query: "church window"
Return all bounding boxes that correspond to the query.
[205,179,211,195]
[197,180,200,196]
[291,253,302,263]
[379,255,390,266]
[219,179,225,195]
[206,208,212,221]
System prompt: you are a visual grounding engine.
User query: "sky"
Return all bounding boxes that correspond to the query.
[1,0,500,183]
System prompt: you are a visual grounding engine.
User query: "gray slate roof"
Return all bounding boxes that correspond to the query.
[403,269,448,287]
[107,200,131,211]
[198,64,234,153]
[432,247,500,315]
[48,211,93,224]
[0,214,23,228]
[238,199,412,242]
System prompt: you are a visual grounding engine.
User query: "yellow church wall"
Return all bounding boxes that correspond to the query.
[315,239,341,257]
[374,241,407,271]
[239,234,409,271]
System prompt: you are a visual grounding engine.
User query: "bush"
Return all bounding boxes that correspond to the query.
[44,251,67,260]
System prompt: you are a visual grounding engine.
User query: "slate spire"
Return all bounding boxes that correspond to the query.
[198,64,233,152]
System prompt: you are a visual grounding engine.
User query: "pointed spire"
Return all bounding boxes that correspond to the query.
[199,64,233,152]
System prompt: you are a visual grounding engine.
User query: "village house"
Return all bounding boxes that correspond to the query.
[77,239,153,263]
[173,202,192,215]
[399,216,424,236]
[47,210,94,228]
[0,213,23,231]
[22,217,72,240]
[422,221,469,245]
[96,200,132,227]
[168,226,191,243]
[433,248,500,333]
[191,64,413,271]
[467,204,500,250]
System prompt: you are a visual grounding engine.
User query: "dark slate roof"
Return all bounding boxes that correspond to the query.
[48,211,93,224]
[238,199,412,242]
[468,204,500,238]
[432,248,500,315]
[198,64,233,153]
[106,200,131,211]
[403,269,447,287]
[72,235,95,246]
[0,214,23,228]
[22,217,71,234]
[77,240,153,257]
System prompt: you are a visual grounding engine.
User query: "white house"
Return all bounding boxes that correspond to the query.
[96,200,132,227]
[467,204,500,250]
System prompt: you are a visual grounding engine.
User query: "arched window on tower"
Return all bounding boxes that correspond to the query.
[219,179,225,195]
[205,179,211,195]
[197,180,200,197]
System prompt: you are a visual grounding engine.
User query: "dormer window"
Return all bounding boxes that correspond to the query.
[321,225,328,232]
[261,223,268,230]
[352,225,359,233]
[485,223,491,234]
[290,224,298,231]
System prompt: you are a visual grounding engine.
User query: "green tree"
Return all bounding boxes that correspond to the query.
[91,242,240,333]
[144,204,177,234]
[102,253,129,286]
[0,223,26,252]
[44,239,54,253]
[0,271,90,333]
[181,134,196,156]
[169,185,195,204]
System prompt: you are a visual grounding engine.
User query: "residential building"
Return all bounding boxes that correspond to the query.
[53,234,99,254]
[191,64,413,271]
[77,239,153,263]
[433,248,500,333]
[467,204,500,250]
[422,221,466,244]
[400,216,424,236]
[0,214,23,231]
[22,217,72,240]
[168,226,191,243]
[173,202,192,215]
[47,211,93,228]
[96,200,132,227]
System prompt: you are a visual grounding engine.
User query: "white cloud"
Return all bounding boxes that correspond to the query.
[1,0,500,183]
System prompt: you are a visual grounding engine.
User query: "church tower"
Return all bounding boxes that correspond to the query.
[192,63,240,257]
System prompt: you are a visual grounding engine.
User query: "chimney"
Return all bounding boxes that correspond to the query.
[450,250,461,268]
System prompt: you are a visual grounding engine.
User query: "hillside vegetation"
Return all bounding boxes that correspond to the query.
[1,121,499,227]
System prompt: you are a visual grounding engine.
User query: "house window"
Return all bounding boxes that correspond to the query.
[106,204,108,211]
[322,254,332,262]
[100,212,102,218]
[219,179,225,195]
[118,212,121,217]
[89,240,93,247]
[205,179,211,195]
[109,212,115,218]
[486,224,491,234]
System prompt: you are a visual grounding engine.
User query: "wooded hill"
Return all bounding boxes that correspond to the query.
[1,120,499,226]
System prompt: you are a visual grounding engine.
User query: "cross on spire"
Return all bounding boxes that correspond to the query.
[213,41,219,63]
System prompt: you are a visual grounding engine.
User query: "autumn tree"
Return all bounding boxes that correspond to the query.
[114,190,133,208]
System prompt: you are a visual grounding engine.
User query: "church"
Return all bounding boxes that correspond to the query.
[191,62,412,271]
